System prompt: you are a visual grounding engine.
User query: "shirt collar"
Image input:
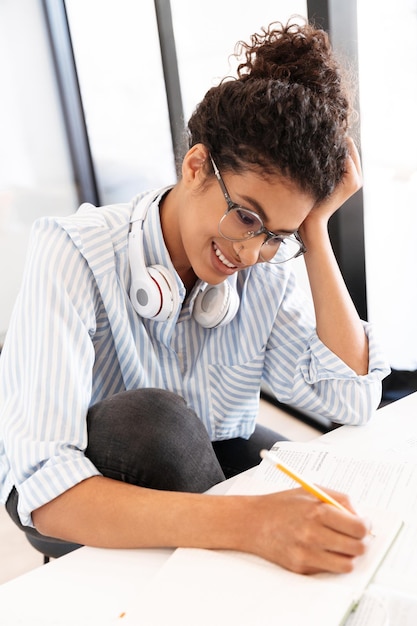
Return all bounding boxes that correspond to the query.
[131,188,216,316]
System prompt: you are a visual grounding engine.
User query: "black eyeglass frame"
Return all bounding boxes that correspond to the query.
[209,155,306,263]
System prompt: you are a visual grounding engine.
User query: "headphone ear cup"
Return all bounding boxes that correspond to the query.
[193,281,240,329]
[129,217,179,321]
[130,264,179,321]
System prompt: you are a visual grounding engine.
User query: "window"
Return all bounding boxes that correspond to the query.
[358,0,417,370]
[170,0,307,122]
[65,0,176,204]
[0,0,77,338]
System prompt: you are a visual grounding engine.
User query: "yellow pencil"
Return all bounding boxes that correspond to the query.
[259,449,351,514]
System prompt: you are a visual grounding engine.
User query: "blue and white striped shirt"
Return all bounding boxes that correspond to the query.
[0,190,390,526]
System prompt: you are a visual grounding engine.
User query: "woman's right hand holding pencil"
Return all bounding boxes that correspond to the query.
[240,488,370,574]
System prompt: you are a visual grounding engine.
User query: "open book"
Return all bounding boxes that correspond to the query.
[122,442,405,626]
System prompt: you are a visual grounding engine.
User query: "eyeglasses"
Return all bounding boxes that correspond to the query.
[210,156,306,264]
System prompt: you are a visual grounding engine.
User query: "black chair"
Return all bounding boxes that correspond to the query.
[25,531,82,564]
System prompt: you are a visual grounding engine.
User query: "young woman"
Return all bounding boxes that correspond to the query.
[0,20,389,574]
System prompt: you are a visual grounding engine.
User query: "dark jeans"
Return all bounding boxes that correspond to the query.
[6,388,285,553]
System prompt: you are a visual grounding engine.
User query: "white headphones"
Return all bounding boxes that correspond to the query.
[128,191,240,328]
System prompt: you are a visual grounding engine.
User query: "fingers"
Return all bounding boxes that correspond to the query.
[345,136,362,179]
[294,484,369,535]
[278,524,368,575]
[317,513,370,559]
[293,500,369,573]
[319,488,372,537]
[317,485,358,517]
[253,489,370,575]
[343,137,363,193]
[301,137,363,226]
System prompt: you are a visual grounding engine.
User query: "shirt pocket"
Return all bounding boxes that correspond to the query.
[207,352,265,439]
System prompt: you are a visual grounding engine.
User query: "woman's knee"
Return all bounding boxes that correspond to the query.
[85,388,225,492]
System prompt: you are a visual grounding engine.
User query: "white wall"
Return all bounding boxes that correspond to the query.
[0,0,77,338]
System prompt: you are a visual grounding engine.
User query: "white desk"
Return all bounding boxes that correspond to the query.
[1,392,416,625]
[321,390,417,451]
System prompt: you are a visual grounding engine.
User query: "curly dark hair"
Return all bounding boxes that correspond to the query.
[186,20,352,202]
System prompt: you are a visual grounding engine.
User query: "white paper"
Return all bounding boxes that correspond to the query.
[122,547,355,626]
[120,441,405,626]
[235,441,417,601]
[243,442,417,517]
[344,591,389,626]
[367,583,417,626]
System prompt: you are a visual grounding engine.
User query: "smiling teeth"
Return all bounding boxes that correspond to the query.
[214,245,236,268]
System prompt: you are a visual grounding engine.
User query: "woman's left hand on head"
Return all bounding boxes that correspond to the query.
[303,137,363,228]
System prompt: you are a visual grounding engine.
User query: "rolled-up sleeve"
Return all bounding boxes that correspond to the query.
[0,218,102,527]
[263,275,390,426]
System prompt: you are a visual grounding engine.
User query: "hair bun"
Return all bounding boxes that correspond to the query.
[236,20,339,94]
[186,18,351,203]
